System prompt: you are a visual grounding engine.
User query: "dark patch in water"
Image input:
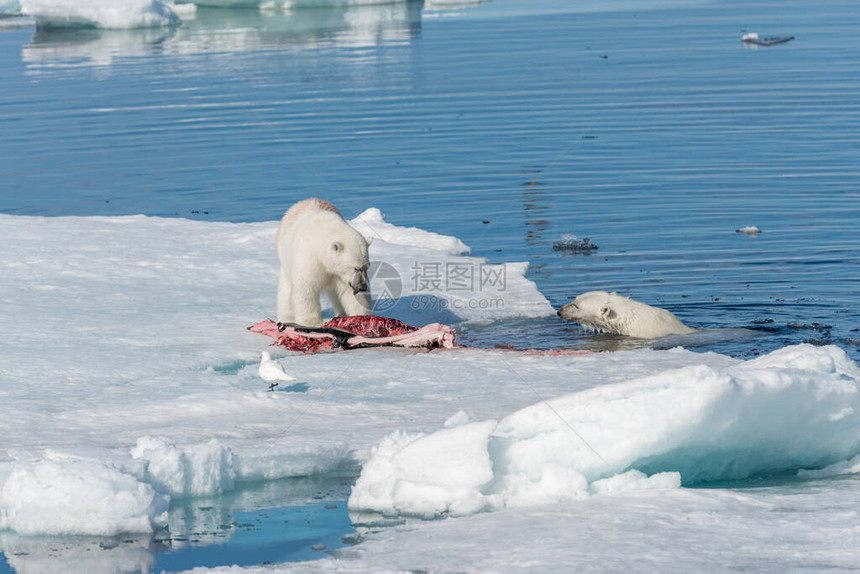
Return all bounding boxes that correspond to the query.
[274,382,310,393]
[787,322,833,331]
[552,235,599,254]
[207,359,255,375]
[692,469,860,492]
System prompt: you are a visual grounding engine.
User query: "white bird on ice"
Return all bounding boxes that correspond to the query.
[258,351,296,382]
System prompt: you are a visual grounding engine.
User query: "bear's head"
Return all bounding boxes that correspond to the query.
[557,291,627,334]
[327,228,374,295]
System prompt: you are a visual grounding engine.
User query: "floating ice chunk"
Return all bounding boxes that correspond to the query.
[258,350,296,382]
[130,436,235,498]
[736,225,762,235]
[552,233,599,254]
[741,33,794,46]
[20,0,181,29]
[0,451,168,536]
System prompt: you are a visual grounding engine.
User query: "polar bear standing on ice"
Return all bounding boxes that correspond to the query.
[557,291,696,339]
[276,198,373,327]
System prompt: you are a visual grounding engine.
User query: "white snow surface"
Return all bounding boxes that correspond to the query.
[1,211,860,572]
[0,209,550,538]
[353,207,556,325]
[351,207,470,256]
[349,344,860,517]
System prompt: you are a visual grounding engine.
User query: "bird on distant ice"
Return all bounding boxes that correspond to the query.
[259,351,296,384]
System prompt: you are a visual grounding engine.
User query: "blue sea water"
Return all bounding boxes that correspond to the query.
[153,491,355,571]
[0,0,859,571]
[1,0,857,361]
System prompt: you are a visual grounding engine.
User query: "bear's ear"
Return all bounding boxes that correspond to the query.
[365,236,374,246]
[332,241,344,253]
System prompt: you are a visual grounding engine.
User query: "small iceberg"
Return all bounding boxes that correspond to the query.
[741,33,794,47]
[20,0,181,29]
[552,233,599,254]
[736,225,762,236]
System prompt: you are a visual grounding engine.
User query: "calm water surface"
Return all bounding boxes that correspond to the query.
[1,0,858,360]
[0,0,858,570]
[0,475,355,573]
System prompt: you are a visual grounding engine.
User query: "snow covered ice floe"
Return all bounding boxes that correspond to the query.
[2,209,860,562]
[0,449,168,536]
[349,343,860,518]
[0,208,555,538]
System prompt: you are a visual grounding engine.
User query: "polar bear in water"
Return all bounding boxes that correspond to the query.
[277,198,373,327]
[557,291,696,339]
